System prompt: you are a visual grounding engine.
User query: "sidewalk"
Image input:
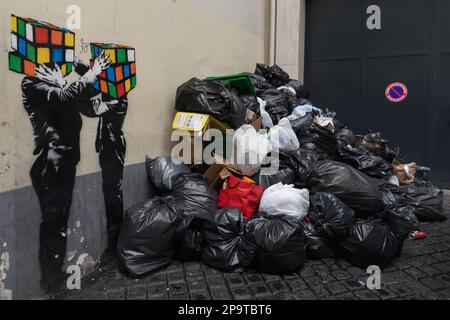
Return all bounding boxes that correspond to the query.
[56,195,450,301]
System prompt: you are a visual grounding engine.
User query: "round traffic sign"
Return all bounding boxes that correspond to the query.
[386,82,408,103]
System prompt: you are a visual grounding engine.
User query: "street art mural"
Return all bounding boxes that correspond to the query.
[8,15,136,293]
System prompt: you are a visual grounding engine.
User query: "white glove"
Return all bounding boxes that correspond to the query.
[35,64,68,88]
[91,51,111,76]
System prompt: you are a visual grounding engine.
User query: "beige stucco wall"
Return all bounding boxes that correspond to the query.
[0,0,269,193]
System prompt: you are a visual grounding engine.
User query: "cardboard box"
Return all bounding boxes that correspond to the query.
[203,155,243,191]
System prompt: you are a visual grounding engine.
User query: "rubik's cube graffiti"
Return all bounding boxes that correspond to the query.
[8,15,75,77]
[90,43,137,99]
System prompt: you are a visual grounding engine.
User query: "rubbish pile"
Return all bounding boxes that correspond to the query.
[118,64,447,277]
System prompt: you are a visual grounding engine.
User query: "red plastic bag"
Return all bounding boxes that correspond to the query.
[219,176,264,220]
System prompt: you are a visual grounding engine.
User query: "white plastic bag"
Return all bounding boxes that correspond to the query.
[259,183,310,219]
[232,125,271,177]
[268,118,300,152]
[257,97,274,129]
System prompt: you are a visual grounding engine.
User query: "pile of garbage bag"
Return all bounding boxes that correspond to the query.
[118,63,447,277]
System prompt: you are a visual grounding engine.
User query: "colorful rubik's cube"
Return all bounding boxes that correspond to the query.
[90,43,137,99]
[9,15,75,77]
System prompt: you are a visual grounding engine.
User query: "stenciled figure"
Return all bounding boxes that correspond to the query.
[72,56,128,263]
[21,53,111,293]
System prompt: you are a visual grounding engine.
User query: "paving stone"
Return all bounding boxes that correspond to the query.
[373,288,399,300]
[421,277,447,291]
[106,289,126,300]
[145,273,166,285]
[169,293,190,300]
[210,286,233,300]
[226,275,246,289]
[388,283,413,297]
[249,284,272,298]
[431,253,450,262]
[404,280,433,294]
[313,265,334,281]
[148,282,169,296]
[436,274,450,286]
[420,291,445,300]
[169,282,188,295]
[326,282,348,295]
[167,271,185,284]
[126,285,148,300]
[332,269,352,281]
[304,275,326,288]
[148,292,168,300]
[275,292,301,300]
[261,274,283,282]
[231,287,252,300]
[353,289,379,300]
[298,266,315,278]
[244,274,264,284]
[342,279,366,291]
[335,292,357,300]
[187,279,208,293]
[310,285,331,298]
[432,262,450,273]
[293,289,317,300]
[418,265,442,277]
[268,281,290,294]
[437,288,450,300]
[288,279,309,292]
[190,292,212,300]
[185,269,205,281]
[206,276,226,288]
[404,267,428,280]
[378,271,408,286]
[107,278,127,291]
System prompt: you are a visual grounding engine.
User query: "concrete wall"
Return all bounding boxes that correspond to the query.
[273,0,306,81]
[0,0,269,299]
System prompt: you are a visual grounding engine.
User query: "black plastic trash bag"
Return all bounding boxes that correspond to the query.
[335,128,357,146]
[202,208,256,272]
[255,165,297,189]
[380,208,419,240]
[174,229,204,262]
[308,160,385,215]
[245,215,306,274]
[400,181,446,222]
[380,181,446,222]
[255,63,290,87]
[260,89,290,125]
[278,87,300,114]
[336,218,401,268]
[302,221,336,260]
[379,183,419,239]
[290,113,315,135]
[145,157,191,192]
[117,196,180,276]
[175,78,247,129]
[286,79,311,100]
[335,144,392,178]
[281,149,320,188]
[238,92,260,115]
[248,73,275,95]
[309,192,356,239]
[172,173,219,222]
[297,125,339,157]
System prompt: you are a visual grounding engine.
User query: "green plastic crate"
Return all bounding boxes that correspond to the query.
[207,73,256,97]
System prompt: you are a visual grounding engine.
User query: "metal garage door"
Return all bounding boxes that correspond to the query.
[304,0,450,187]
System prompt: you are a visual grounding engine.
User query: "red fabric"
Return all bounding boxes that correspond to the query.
[218,175,264,220]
